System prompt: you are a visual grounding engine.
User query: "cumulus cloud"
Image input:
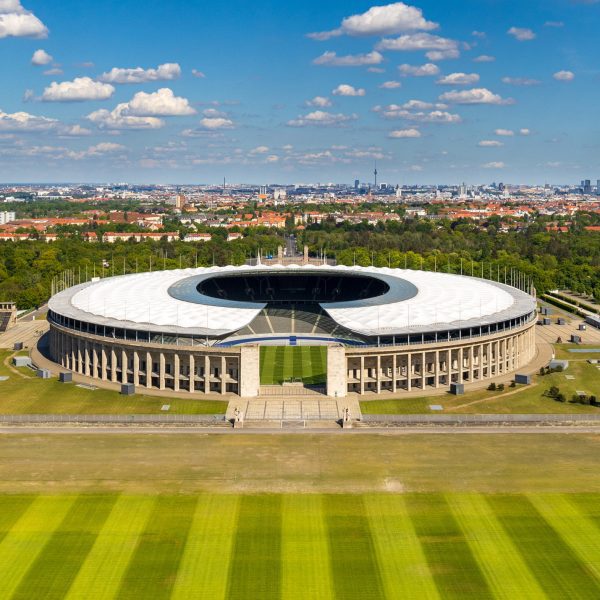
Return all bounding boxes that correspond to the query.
[308,2,437,41]
[31,49,52,65]
[249,145,269,154]
[376,32,458,54]
[553,70,575,81]
[99,63,181,84]
[126,88,195,116]
[379,80,402,89]
[41,77,115,102]
[389,128,421,138]
[398,62,439,76]
[87,104,164,130]
[437,72,480,85]
[478,140,503,147]
[0,108,58,131]
[501,76,541,86]
[495,128,514,136]
[332,84,366,96]
[313,50,383,66]
[287,110,357,127]
[507,27,536,41]
[306,96,332,107]
[439,88,513,105]
[43,67,63,76]
[483,161,506,168]
[473,55,495,62]
[61,124,92,136]
[199,117,234,129]
[0,0,47,39]
[378,103,461,123]
[519,128,531,135]
[426,48,460,61]
[191,69,206,78]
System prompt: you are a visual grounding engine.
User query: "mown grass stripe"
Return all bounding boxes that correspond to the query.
[364,494,439,600]
[307,346,326,384]
[0,496,35,546]
[65,495,156,600]
[447,493,546,600]
[116,495,197,600]
[273,347,285,384]
[282,495,333,599]
[325,495,384,599]
[528,494,600,582]
[171,495,239,600]
[0,495,76,599]
[405,493,492,599]
[292,347,303,380]
[488,495,600,599]
[227,495,282,600]
[13,495,116,600]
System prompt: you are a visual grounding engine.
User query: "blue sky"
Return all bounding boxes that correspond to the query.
[0,0,598,184]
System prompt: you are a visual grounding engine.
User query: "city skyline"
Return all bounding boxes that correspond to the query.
[0,0,598,183]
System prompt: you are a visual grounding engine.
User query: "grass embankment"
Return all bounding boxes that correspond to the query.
[361,349,600,415]
[0,351,227,415]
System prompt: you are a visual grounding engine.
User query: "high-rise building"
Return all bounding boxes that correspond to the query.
[596,180,600,195]
[583,179,592,194]
[175,193,186,210]
[354,179,359,190]
[0,211,16,225]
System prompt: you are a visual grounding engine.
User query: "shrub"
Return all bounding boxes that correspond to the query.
[487,382,496,391]
[497,383,505,391]
[548,385,560,398]
[556,393,566,403]
[510,381,516,388]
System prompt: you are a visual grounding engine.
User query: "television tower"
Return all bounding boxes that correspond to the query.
[373,162,378,190]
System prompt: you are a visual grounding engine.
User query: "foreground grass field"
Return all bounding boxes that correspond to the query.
[0,491,599,599]
[0,351,227,415]
[260,346,327,385]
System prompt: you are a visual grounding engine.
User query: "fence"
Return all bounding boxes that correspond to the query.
[361,413,600,425]
[0,414,227,424]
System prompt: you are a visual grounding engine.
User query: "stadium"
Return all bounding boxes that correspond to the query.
[47,264,538,398]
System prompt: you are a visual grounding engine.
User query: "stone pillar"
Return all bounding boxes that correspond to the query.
[327,345,347,398]
[359,356,365,395]
[407,353,412,391]
[376,355,381,394]
[458,347,464,384]
[133,351,140,386]
[391,353,397,393]
[92,346,99,379]
[121,349,128,384]
[77,340,83,374]
[204,355,210,393]
[488,342,493,377]
[101,347,107,381]
[110,348,117,382]
[240,346,260,397]
[220,356,227,395]
[434,350,440,388]
[159,352,166,390]
[173,353,180,392]
[421,351,426,389]
[469,345,474,381]
[189,354,195,393]
[146,352,152,389]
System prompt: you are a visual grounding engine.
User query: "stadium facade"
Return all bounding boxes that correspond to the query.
[47,264,538,397]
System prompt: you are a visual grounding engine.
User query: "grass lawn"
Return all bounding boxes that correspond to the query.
[0,351,227,415]
[260,346,326,385]
[0,491,598,599]
[361,355,600,415]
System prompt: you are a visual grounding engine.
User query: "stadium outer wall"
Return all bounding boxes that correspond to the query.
[48,317,536,398]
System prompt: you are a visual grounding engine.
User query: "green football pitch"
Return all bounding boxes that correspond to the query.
[1,492,599,598]
[260,346,327,385]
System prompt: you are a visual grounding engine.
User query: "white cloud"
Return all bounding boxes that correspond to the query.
[31,49,52,65]
[266,154,279,163]
[308,2,438,41]
[41,77,115,102]
[43,67,63,76]
[426,48,460,61]
[191,69,206,78]
[306,96,332,107]
[199,117,234,129]
[437,72,480,85]
[379,104,461,123]
[313,50,383,67]
[377,31,456,50]
[287,110,357,127]
[87,104,164,130]
[367,67,385,73]
[472,30,486,38]
[0,1,47,39]
[379,80,402,89]
[478,140,503,147]
[545,21,564,28]
[99,63,181,84]
[473,55,495,63]
[495,129,514,136]
[0,108,58,132]
[398,62,439,76]
[249,145,269,154]
[507,27,536,41]
[501,76,541,86]
[519,128,531,135]
[439,88,513,105]
[389,128,421,138]
[86,142,125,155]
[61,125,92,136]
[126,88,195,116]
[483,161,506,168]
[332,84,366,96]
[553,70,575,81]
